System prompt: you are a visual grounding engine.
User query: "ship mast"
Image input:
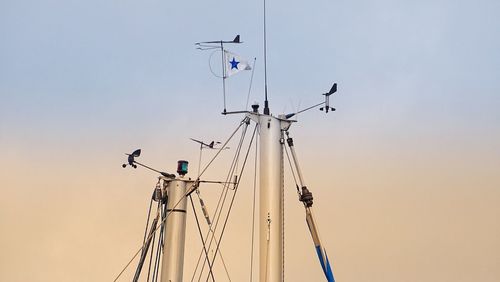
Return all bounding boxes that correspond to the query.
[248,108,291,281]
[252,0,286,279]
[115,0,338,278]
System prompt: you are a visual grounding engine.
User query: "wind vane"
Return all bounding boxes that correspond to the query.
[284,83,339,119]
[320,83,338,113]
[122,149,175,178]
[196,35,253,114]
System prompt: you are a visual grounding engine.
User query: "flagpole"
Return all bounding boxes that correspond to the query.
[195,35,242,115]
[221,42,227,114]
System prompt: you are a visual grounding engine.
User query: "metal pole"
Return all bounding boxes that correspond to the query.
[160,178,193,282]
[221,42,227,114]
[285,136,305,188]
[252,113,291,282]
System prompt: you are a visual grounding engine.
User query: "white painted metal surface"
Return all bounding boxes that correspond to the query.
[160,178,192,282]
[254,114,291,282]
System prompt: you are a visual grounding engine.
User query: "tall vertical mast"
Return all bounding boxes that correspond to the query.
[249,110,291,282]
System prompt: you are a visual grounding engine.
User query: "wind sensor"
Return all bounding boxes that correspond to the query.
[190,138,229,176]
[319,83,337,113]
[122,149,175,178]
[195,35,244,114]
[195,35,241,48]
[285,83,339,119]
[189,138,220,149]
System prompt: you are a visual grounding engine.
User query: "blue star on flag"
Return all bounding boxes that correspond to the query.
[229,57,240,69]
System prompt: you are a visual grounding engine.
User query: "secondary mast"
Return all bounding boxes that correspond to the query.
[160,162,193,282]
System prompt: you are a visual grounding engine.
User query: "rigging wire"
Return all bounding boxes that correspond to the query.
[113,119,246,282]
[281,133,285,281]
[207,124,258,282]
[152,204,166,282]
[113,187,187,282]
[146,215,157,282]
[148,202,162,282]
[132,188,156,281]
[190,195,216,282]
[194,190,233,280]
[142,192,154,244]
[190,224,232,282]
[191,141,247,280]
[245,58,257,110]
[198,119,246,179]
[195,122,249,281]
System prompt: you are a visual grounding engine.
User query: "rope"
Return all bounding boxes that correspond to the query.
[113,120,246,282]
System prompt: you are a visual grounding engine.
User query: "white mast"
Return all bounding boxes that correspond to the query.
[249,109,291,282]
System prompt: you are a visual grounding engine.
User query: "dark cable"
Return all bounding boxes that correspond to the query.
[197,123,250,281]
[143,192,155,244]
[190,195,216,281]
[114,120,247,282]
[208,124,258,282]
[146,226,156,282]
[152,204,166,282]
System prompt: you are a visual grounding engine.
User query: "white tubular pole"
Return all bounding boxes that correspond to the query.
[257,114,289,282]
[160,179,191,282]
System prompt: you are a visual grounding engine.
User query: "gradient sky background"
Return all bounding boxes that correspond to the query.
[1,0,499,281]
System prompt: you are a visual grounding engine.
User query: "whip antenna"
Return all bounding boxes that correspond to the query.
[263,0,270,115]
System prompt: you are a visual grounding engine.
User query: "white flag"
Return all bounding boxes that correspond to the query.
[224,50,252,77]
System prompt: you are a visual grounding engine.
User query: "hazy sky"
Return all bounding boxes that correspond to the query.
[1,0,499,281]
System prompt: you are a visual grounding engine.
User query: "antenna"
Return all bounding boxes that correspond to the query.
[263,0,270,115]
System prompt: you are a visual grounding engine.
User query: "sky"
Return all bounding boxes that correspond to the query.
[1,0,500,281]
